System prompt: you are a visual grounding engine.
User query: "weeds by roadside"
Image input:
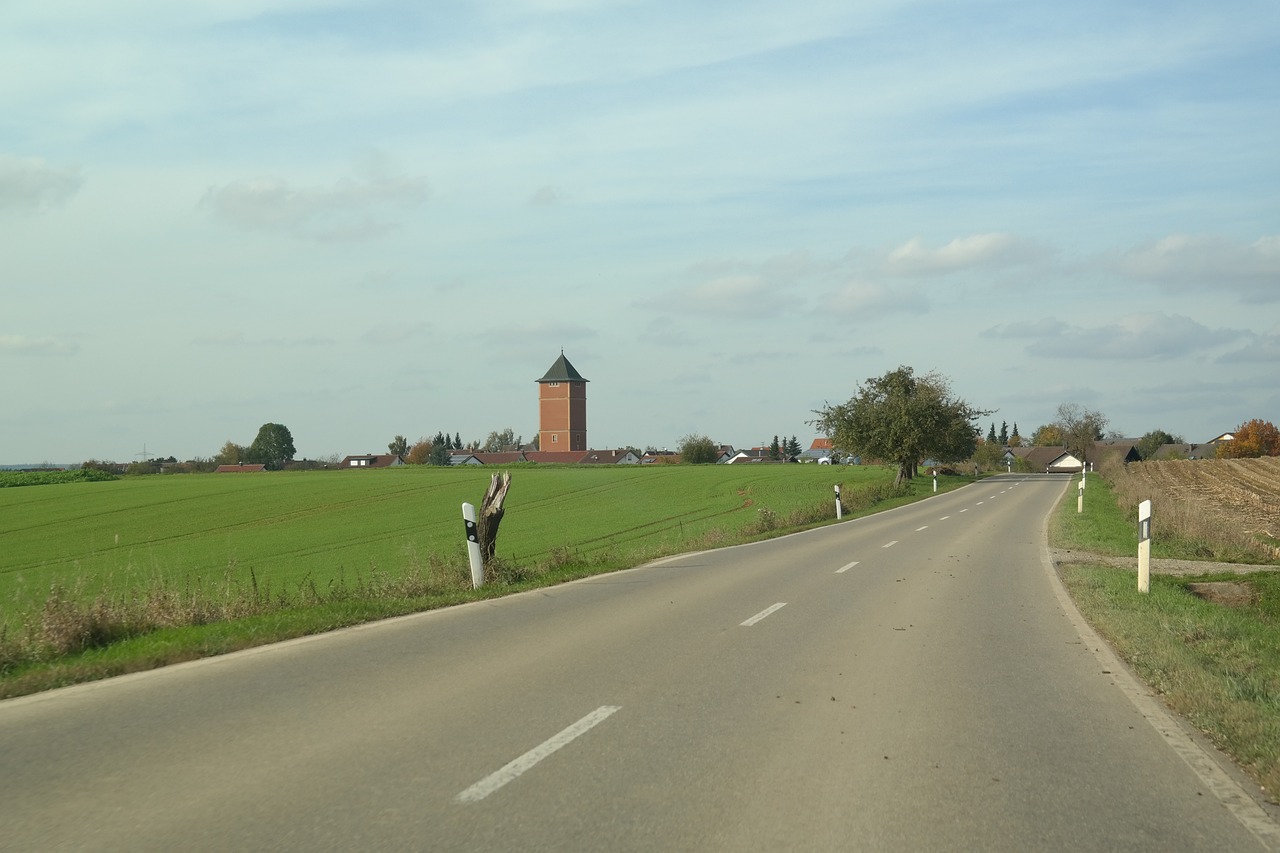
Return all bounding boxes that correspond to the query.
[1052,463,1280,803]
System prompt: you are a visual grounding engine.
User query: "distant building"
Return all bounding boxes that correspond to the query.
[338,454,404,469]
[537,352,588,452]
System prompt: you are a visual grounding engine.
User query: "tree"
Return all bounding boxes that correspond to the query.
[245,423,296,469]
[999,421,1009,446]
[1054,403,1107,462]
[769,436,782,461]
[406,439,433,465]
[987,422,998,444]
[813,366,989,488]
[786,436,802,460]
[214,440,246,466]
[1136,429,1183,460]
[1218,419,1280,458]
[677,433,720,464]
[388,435,409,460]
[482,428,521,452]
[1009,423,1022,447]
[1031,424,1064,446]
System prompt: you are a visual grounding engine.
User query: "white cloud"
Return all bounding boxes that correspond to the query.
[0,154,83,212]
[0,334,78,356]
[1217,328,1280,364]
[361,323,431,345]
[1116,234,1280,304]
[827,281,928,319]
[883,233,1047,276]
[986,313,1242,360]
[201,172,429,240]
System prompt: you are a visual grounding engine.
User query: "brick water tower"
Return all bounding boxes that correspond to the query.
[537,352,588,451]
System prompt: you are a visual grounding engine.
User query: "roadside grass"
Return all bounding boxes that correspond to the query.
[0,465,968,697]
[1051,468,1280,802]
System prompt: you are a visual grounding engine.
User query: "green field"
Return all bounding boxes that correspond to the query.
[1,464,920,627]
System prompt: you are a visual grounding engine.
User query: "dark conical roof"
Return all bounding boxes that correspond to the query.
[537,352,588,383]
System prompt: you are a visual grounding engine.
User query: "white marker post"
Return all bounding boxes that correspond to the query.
[834,484,843,520]
[932,469,937,493]
[462,502,484,589]
[1077,479,1084,514]
[1138,499,1152,593]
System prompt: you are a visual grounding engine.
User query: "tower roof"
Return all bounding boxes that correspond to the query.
[537,352,588,383]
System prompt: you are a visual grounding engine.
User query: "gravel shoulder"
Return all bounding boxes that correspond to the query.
[1050,548,1280,577]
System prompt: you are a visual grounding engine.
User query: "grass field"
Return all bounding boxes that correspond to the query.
[1,463,957,694]
[0,464,914,616]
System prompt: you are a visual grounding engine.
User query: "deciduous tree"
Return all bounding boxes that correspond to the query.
[388,435,409,460]
[677,433,720,464]
[813,366,989,488]
[1218,419,1280,458]
[1054,403,1107,462]
[245,423,296,470]
[1136,429,1183,460]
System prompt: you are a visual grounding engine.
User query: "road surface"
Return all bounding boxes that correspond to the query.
[2,474,1277,851]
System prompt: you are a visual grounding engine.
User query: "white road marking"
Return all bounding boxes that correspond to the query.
[916,526,928,531]
[939,516,950,521]
[836,561,860,574]
[741,603,787,626]
[456,706,621,804]
[882,540,898,549]
[976,501,985,505]
[959,508,969,513]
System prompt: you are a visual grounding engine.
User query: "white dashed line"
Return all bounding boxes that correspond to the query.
[939,516,951,521]
[883,541,898,549]
[916,526,928,532]
[836,561,860,574]
[741,603,787,626]
[456,706,621,804]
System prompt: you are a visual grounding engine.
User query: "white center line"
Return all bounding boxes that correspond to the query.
[959,508,969,513]
[836,561,860,574]
[883,540,898,549]
[456,705,621,804]
[939,516,951,521]
[741,602,787,626]
[976,501,985,505]
[916,526,928,532]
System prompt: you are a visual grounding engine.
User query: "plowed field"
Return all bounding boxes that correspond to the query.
[1126,456,1280,542]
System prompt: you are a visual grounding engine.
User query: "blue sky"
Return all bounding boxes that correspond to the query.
[3,0,1278,463]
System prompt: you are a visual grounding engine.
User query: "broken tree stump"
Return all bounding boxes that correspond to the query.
[478,471,512,564]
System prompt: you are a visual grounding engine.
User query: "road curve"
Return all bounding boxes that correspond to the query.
[1,474,1276,851]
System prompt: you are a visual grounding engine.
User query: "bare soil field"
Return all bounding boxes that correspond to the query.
[1127,456,1280,543]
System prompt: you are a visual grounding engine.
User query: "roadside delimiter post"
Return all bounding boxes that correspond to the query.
[1078,479,1084,514]
[462,502,484,589]
[1138,499,1152,594]
[834,484,842,520]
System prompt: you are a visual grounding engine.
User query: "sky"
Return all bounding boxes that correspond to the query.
[3,0,1278,464]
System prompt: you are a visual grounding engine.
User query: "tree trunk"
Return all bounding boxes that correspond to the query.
[478,472,512,564]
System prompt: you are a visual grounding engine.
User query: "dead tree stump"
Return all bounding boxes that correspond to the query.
[478,471,511,564]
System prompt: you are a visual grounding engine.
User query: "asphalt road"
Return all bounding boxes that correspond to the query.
[2,474,1277,851]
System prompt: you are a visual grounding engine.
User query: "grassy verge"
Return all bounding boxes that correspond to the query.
[1051,471,1280,802]
[0,466,966,698]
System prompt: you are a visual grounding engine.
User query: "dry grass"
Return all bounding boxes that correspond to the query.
[1096,455,1280,563]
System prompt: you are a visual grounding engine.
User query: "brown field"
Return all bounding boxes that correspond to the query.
[1123,456,1280,547]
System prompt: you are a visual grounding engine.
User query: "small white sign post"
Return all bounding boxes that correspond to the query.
[932,470,937,493]
[1077,479,1084,514]
[462,502,484,589]
[834,484,842,520]
[1138,499,1152,593]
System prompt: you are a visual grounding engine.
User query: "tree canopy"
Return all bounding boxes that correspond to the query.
[1218,419,1280,458]
[1053,403,1107,461]
[677,433,720,464]
[813,366,988,487]
[245,423,295,469]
